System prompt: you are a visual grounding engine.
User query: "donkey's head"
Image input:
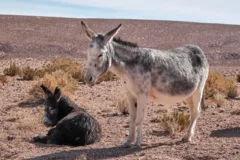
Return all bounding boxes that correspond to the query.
[40,84,61,127]
[81,21,122,86]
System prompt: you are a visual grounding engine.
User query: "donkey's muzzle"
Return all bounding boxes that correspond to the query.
[84,74,95,87]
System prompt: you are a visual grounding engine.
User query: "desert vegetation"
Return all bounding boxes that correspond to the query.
[237,72,240,83]
[1,58,118,100]
[3,62,21,77]
[22,66,45,80]
[160,111,190,136]
[0,75,8,84]
[115,95,129,115]
[205,72,238,100]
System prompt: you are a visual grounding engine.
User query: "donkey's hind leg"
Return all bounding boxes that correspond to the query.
[122,92,137,147]
[183,88,203,142]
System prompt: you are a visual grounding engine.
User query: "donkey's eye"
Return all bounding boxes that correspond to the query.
[94,64,97,67]
[98,54,103,58]
[50,109,56,115]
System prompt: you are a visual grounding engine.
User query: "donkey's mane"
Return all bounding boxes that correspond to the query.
[113,37,138,48]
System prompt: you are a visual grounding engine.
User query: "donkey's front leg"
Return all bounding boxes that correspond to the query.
[135,93,147,147]
[122,92,137,147]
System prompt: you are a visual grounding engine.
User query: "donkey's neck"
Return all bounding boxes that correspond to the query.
[107,40,139,76]
[57,96,78,121]
[112,41,139,62]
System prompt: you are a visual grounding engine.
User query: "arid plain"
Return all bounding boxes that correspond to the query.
[0,15,240,160]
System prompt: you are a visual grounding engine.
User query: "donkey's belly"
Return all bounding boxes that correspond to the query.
[149,88,192,104]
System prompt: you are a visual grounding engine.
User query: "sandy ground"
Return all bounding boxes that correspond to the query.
[0,15,240,160]
[0,58,240,160]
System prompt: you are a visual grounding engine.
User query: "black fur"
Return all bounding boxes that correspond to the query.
[113,37,138,47]
[33,85,101,146]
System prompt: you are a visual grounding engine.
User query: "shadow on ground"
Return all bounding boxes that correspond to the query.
[210,127,240,138]
[25,142,176,160]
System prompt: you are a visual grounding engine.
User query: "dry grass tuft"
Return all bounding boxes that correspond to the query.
[116,96,129,115]
[226,84,238,98]
[237,72,240,82]
[22,66,45,80]
[0,75,8,84]
[205,72,238,99]
[213,93,225,107]
[160,111,190,136]
[29,70,78,100]
[44,58,83,82]
[3,62,21,77]
[28,58,82,100]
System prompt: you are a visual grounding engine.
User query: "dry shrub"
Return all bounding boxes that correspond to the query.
[29,70,78,100]
[22,66,45,80]
[205,72,238,99]
[116,96,129,115]
[44,58,83,82]
[0,75,8,84]
[3,62,21,76]
[237,72,240,82]
[98,71,119,82]
[213,93,225,107]
[227,84,238,98]
[43,58,118,83]
[161,111,190,135]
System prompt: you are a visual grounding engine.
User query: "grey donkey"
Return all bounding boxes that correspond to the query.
[81,21,209,147]
[33,84,101,146]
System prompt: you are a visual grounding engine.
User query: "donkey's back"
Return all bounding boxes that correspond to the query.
[145,44,208,75]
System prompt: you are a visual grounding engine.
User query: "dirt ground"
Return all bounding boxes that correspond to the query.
[0,15,240,160]
[0,58,239,160]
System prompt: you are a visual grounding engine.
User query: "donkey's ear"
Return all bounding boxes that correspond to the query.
[53,87,61,100]
[40,84,52,96]
[104,24,122,45]
[81,21,96,40]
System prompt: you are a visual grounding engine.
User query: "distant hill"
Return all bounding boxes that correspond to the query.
[0,15,240,66]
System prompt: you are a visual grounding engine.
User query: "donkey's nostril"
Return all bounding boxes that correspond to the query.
[89,76,93,82]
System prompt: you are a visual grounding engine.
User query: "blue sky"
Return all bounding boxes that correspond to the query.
[0,0,239,25]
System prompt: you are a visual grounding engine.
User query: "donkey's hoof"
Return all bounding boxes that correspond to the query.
[121,142,132,148]
[132,143,142,149]
[181,136,192,143]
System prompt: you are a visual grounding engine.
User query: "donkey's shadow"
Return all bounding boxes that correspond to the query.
[26,142,175,160]
[210,127,240,138]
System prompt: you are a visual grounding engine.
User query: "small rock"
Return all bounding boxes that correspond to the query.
[7,136,15,141]
[219,109,225,113]
[212,112,217,115]
[139,152,146,156]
